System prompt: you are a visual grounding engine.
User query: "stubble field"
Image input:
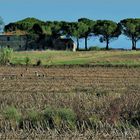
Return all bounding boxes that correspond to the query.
[0,66,140,139]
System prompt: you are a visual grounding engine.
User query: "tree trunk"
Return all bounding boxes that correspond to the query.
[106,38,109,50]
[132,39,136,50]
[134,40,137,50]
[76,38,79,51]
[85,37,88,51]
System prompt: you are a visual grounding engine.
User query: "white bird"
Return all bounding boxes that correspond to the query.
[2,77,5,81]
[35,71,39,77]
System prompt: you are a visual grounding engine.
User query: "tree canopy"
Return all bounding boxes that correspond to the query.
[120,18,140,50]
[78,18,95,50]
[3,17,140,50]
[4,18,46,34]
[93,20,121,50]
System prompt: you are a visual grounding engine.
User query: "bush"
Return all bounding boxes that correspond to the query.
[89,46,102,51]
[43,106,57,128]
[19,110,43,130]
[43,107,56,120]
[43,107,76,129]
[27,110,42,122]
[89,46,113,51]
[25,110,43,129]
[3,106,21,122]
[0,47,13,65]
[36,59,42,66]
[25,57,31,66]
[57,108,76,129]
[3,106,21,130]
[58,108,76,123]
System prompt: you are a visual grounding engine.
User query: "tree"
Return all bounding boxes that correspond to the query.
[0,16,4,32]
[78,18,95,50]
[71,22,81,50]
[60,20,95,51]
[4,23,17,32]
[4,17,46,33]
[52,21,81,50]
[52,21,63,35]
[29,23,43,35]
[93,20,121,50]
[62,21,89,50]
[61,22,80,50]
[120,18,140,50]
[27,23,45,50]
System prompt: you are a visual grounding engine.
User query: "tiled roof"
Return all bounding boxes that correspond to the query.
[4,30,27,35]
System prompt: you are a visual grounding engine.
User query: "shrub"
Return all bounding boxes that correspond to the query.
[89,46,113,51]
[0,47,13,65]
[89,46,102,51]
[43,107,56,120]
[3,106,21,130]
[3,106,21,122]
[43,106,56,128]
[36,59,42,66]
[19,110,43,130]
[25,110,43,129]
[57,108,76,129]
[27,110,42,122]
[43,107,76,129]
[25,57,31,66]
[58,108,76,123]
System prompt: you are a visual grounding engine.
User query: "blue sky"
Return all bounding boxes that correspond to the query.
[0,0,140,49]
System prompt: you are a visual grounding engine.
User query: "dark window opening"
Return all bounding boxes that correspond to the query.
[7,45,10,48]
[19,45,21,48]
[7,37,10,41]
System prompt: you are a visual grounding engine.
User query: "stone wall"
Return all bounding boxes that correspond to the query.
[0,35,27,50]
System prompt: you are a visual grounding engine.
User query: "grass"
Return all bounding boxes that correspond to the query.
[11,50,140,66]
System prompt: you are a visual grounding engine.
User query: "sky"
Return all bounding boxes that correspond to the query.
[0,0,140,49]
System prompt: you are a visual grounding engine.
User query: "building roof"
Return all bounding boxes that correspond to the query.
[4,30,27,36]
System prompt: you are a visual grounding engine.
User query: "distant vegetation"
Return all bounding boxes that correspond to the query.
[10,50,140,66]
[3,17,140,50]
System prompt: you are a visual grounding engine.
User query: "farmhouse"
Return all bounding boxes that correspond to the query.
[0,31,27,50]
[52,36,77,52]
[0,32,77,51]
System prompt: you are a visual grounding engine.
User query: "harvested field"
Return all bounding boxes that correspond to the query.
[0,66,140,139]
[0,66,140,95]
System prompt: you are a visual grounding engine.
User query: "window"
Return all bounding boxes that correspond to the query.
[7,37,10,41]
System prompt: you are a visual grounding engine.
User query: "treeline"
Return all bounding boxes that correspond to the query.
[4,17,140,50]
